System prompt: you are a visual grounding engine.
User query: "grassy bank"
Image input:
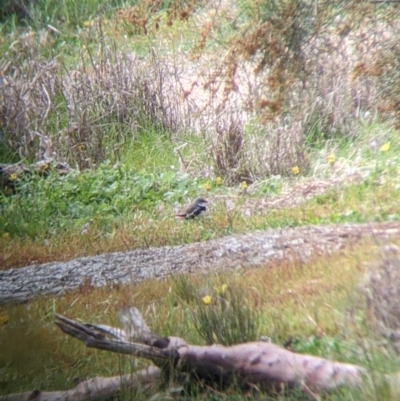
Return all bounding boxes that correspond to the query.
[2,0,400,399]
[2,120,399,269]
[2,239,398,399]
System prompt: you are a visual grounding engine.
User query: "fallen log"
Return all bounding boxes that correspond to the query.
[3,307,400,400]
[54,308,364,394]
[0,367,161,401]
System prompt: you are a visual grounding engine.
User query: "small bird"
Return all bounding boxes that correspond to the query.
[175,197,208,219]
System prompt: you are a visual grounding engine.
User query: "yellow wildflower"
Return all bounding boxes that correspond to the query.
[202,182,211,191]
[201,295,212,305]
[380,142,390,152]
[0,311,9,325]
[214,283,228,295]
[327,154,336,164]
[9,173,17,181]
[239,181,247,191]
[215,177,222,186]
[292,166,300,176]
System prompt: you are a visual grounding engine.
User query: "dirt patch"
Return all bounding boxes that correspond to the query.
[209,168,364,214]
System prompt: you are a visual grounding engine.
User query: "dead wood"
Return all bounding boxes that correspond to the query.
[5,307,400,400]
[54,313,179,368]
[0,367,161,401]
[58,310,368,394]
[53,309,366,394]
[4,221,400,304]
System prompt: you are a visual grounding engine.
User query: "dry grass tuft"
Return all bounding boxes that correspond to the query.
[212,115,246,183]
[1,43,181,168]
[3,0,400,181]
[115,0,201,35]
[2,1,400,270]
[363,245,400,352]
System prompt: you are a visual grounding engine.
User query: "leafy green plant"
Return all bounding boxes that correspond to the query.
[1,0,126,28]
[0,162,203,239]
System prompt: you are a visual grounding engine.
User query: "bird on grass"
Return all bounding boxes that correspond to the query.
[175,197,208,219]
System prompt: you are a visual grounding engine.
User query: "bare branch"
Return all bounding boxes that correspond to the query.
[54,314,179,367]
[0,367,160,401]
[54,309,366,393]
[9,308,400,401]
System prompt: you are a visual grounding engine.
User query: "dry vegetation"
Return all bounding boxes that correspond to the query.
[2,1,400,179]
[2,0,400,399]
[3,238,400,399]
[362,245,400,352]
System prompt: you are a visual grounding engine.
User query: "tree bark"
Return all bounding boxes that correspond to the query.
[2,308,366,400]
[0,367,161,401]
[3,221,400,305]
[3,308,400,400]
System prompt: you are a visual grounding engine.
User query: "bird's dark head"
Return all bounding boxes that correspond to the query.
[195,197,208,207]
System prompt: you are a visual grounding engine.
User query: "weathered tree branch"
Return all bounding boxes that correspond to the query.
[5,307,400,401]
[0,367,161,401]
[4,222,400,305]
[55,308,366,394]
[54,313,178,368]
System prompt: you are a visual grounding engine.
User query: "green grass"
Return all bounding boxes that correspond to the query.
[0,161,201,238]
[120,130,178,172]
[2,0,400,399]
[2,0,131,30]
[1,241,400,399]
[1,124,400,269]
